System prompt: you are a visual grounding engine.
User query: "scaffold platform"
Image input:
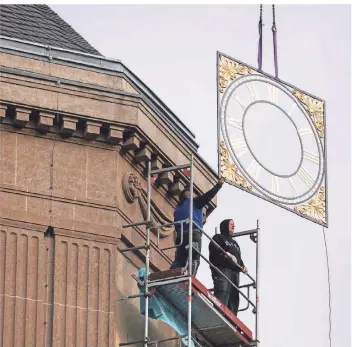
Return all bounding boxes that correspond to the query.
[149,268,253,347]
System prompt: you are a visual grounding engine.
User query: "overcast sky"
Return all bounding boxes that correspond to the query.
[51,4,351,347]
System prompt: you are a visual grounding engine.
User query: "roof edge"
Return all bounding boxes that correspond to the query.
[0,35,197,147]
[0,35,120,62]
[0,36,221,179]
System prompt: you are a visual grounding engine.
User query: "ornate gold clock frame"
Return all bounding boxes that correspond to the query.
[217,52,328,227]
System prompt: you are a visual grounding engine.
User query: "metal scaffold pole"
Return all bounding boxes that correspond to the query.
[118,157,259,347]
[144,160,152,347]
[187,155,194,347]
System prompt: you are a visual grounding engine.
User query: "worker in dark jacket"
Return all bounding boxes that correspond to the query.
[170,178,224,276]
[209,219,247,316]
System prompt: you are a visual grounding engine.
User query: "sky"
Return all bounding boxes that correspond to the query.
[51,4,351,347]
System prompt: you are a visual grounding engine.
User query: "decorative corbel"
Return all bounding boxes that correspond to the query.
[120,133,141,154]
[107,124,124,144]
[37,111,55,133]
[156,170,174,186]
[60,115,78,137]
[13,107,30,128]
[151,156,163,171]
[168,179,185,197]
[0,104,7,123]
[134,145,153,164]
[122,172,174,238]
[84,120,102,140]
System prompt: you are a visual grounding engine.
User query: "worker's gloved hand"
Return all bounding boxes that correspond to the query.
[225,252,238,264]
[218,177,225,185]
[241,266,248,273]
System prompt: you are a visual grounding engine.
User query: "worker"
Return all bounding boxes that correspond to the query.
[170,177,225,276]
[209,219,248,316]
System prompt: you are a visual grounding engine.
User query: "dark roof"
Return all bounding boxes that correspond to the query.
[0,4,101,56]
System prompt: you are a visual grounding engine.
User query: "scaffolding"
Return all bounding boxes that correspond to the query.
[118,156,260,347]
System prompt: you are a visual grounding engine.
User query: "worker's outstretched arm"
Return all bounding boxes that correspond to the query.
[194,178,224,209]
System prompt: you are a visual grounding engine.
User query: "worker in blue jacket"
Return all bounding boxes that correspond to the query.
[170,177,224,276]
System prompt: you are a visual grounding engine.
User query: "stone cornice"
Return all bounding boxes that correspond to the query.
[0,70,218,202]
[0,100,217,215]
[0,37,198,150]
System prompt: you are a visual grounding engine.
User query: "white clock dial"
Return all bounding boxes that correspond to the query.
[217,53,327,226]
[220,74,324,206]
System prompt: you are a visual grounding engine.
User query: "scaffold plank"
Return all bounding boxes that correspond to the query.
[149,269,253,347]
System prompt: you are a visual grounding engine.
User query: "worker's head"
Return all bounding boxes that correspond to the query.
[220,219,235,236]
[178,188,196,205]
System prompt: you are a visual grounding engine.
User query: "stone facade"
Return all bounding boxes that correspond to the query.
[0,41,218,347]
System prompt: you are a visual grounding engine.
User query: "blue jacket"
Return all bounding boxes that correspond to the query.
[174,183,223,233]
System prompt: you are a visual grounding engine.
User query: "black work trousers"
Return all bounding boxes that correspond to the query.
[170,229,202,276]
[212,268,240,316]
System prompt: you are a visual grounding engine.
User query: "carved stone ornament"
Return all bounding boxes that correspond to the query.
[122,172,174,238]
[122,172,142,203]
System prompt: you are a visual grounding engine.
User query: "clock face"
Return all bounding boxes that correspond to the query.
[217,52,328,226]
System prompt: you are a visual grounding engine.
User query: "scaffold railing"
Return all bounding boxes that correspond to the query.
[117,156,260,347]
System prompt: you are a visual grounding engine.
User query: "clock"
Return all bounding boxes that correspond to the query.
[217,52,328,227]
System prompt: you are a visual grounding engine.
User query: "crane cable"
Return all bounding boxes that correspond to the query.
[272,5,279,79]
[257,5,263,72]
[323,226,332,347]
[257,4,279,79]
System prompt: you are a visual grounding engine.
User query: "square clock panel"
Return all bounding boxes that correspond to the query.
[217,52,328,227]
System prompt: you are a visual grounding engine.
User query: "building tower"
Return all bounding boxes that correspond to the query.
[0,5,219,346]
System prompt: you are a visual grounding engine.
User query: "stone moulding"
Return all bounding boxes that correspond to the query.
[0,101,214,217]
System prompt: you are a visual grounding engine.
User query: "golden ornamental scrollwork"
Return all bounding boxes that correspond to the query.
[122,172,174,237]
[220,141,253,191]
[294,187,326,224]
[293,90,325,138]
[218,55,252,93]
